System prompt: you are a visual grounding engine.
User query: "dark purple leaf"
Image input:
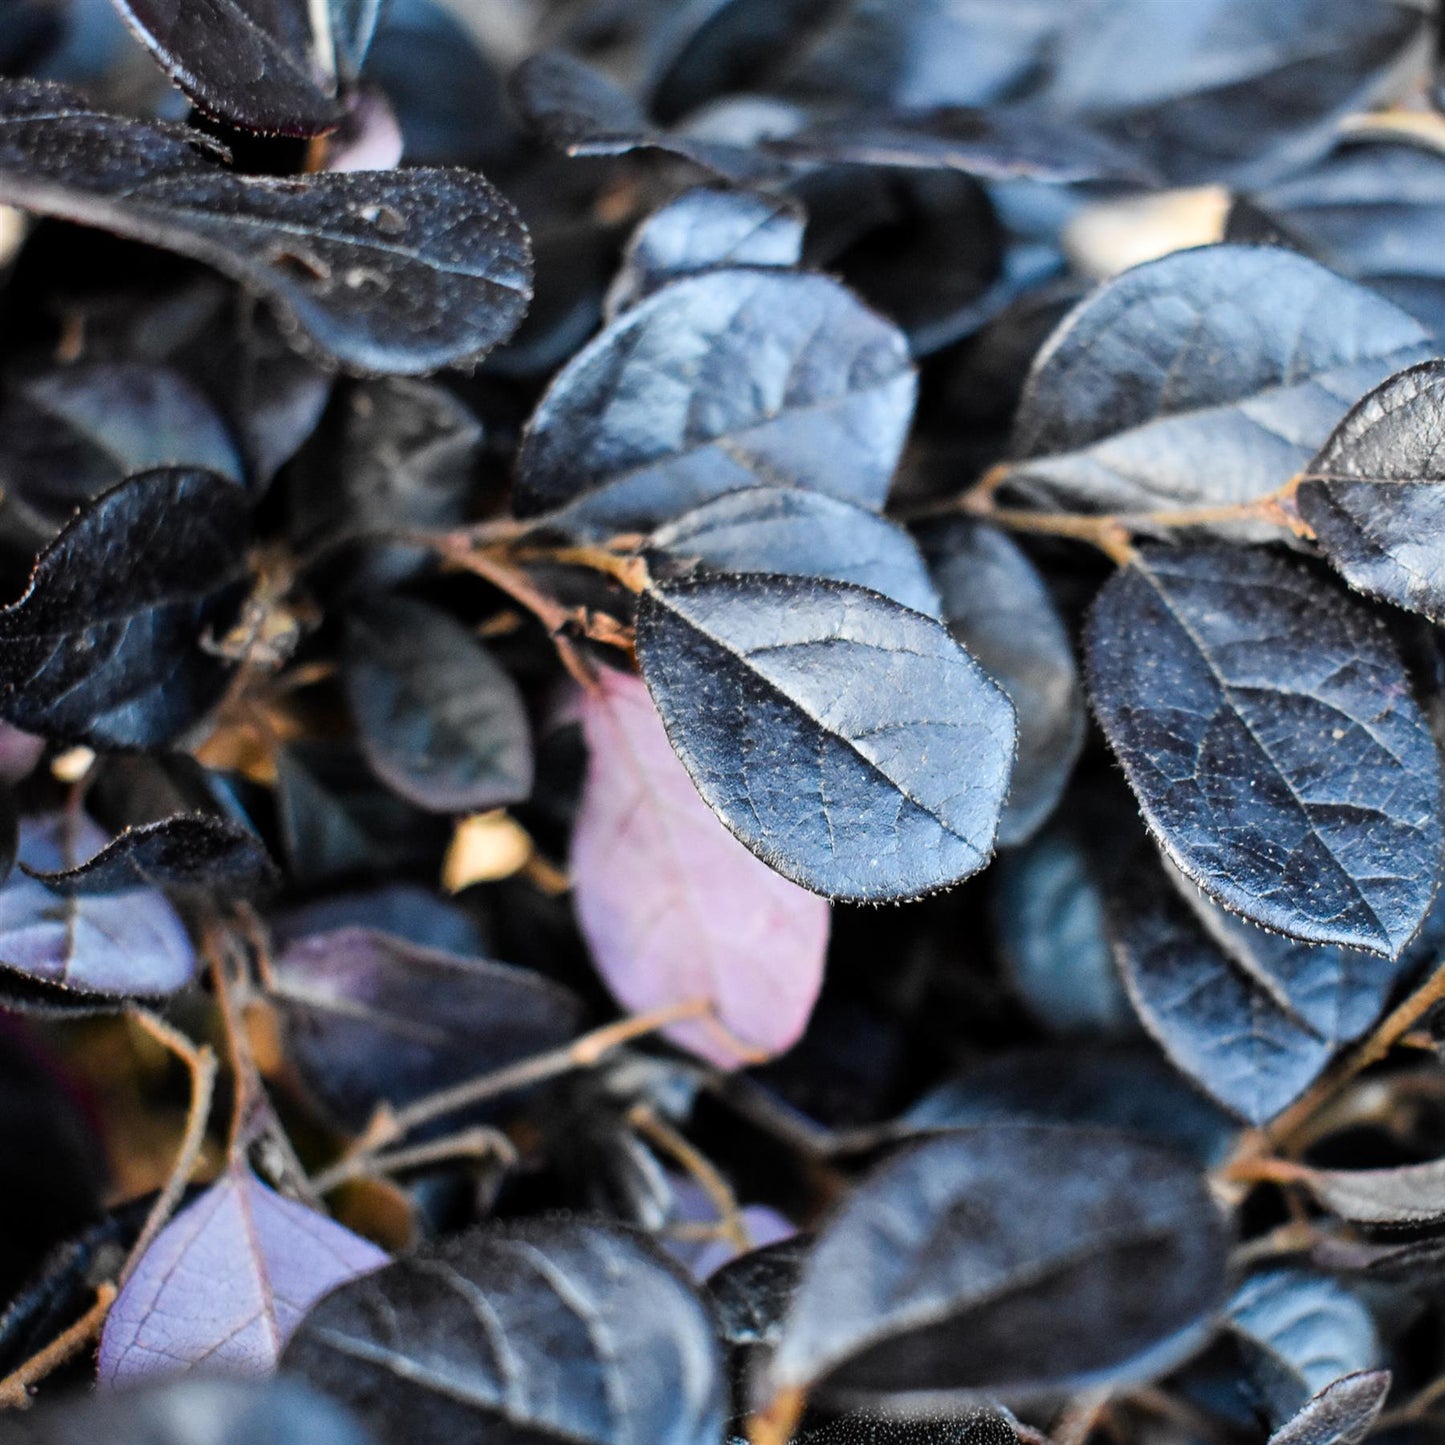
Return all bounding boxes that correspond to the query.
[515,267,916,538]
[0,79,532,375]
[98,1166,386,1385]
[20,812,277,897]
[636,573,1017,902]
[572,667,829,1068]
[0,467,251,751]
[109,0,343,137]
[281,1219,727,1445]
[343,595,533,814]
[269,926,583,1131]
[767,1124,1230,1408]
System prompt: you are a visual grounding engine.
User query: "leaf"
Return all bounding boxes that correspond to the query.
[1110,866,1392,1124]
[1232,137,1445,337]
[636,573,1017,902]
[993,819,1135,1035]
[1297,361,1445,624]
[905,1047,1237,1168]
[920,518,1082,845]
[707,1235,809,1349]
[0,467,251,750]
[650,487,942,618]
[281,1218,727,1445]
[607,186,805,317]
[269,926,583,1131]
[1293,1157,1445,1227]
[19,812,276,897]
[1003,245,1429,524]
[98,1165,386,1385]
[342,596,534,814]
[1033,0,1428,189]
[571,667,828,1068]
[514,268,916,538]
[289,378,483,592]
[1269,1372,1392,1445]
[0,361,242,536]
[1085,544,1443,957]
[1227,1269,1380,1425]
[767,106,1153,186]
[109,0,343,137]
[766,1124,1230,1408]
[0,1377,376,1445]
[509,50,787,185]
[0,79,532,375]
[271,882,484,958]
[0,812,195,1002]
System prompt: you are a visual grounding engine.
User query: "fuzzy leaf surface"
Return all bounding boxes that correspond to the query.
[515,268,916,537]
[637,574,1017,902]
[1086,545,1442,957]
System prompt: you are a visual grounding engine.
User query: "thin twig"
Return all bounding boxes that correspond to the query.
[747,1385,808,1445]
[0,1283,117,1410]
[312,1126,517,1196]
[341,999,714,1158]
[120,1011,218,1289]
[628,1103,750,1252]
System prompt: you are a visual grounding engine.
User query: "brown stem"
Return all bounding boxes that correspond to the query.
[1231,954,1445,1168]
[120,1011,218,1289]
[747,1385,808,1445]
[344,998,714,1156]
[512,542,650,594]
[627,1103,750,1252]
[312,1126,517,1196]
[0,1283,117,1409]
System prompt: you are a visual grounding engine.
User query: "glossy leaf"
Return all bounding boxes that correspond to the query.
[637,573,1017,902]
[572,667,828,1068]
[0,467,251,750]
[0,79,532,375]
[650,487,942,618]
[1110,868,1392,1124]
[0,812,195,1000]
[767,1124,1229,1407]
[1227,1269,1380,1425]
[109,0,342,137]
[19,811,276,896]
[1298,361,1445,623]
[269,926,583,1131]
[281,1219,727,1445]
[920,518,1082,845]
[343,596,534,814]
[98,1166,386,1384]
[514,268,916,537]
[1004,245,1429,523]
[607,187,804,316]
[1086,544,1443,957]
[1269,1373,1392,1445]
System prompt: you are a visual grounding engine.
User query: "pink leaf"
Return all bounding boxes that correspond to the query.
[572,668,829,1067]
[98,1167,386,1386]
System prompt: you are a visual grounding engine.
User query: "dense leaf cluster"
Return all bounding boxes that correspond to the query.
[2,2,1445,1444]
